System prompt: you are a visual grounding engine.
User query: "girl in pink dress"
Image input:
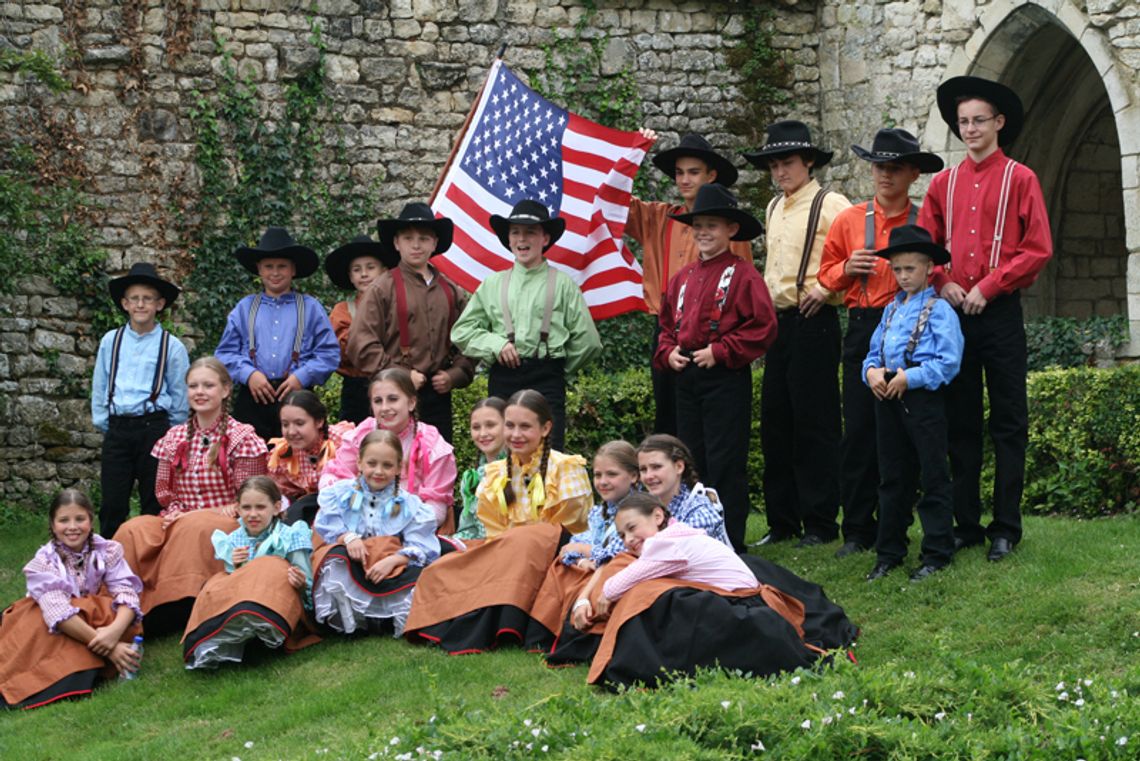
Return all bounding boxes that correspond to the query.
[321,367,456,531]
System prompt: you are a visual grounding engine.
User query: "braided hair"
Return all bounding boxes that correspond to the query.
[186,356,233,471]
[637,433,699,488]
[502,389,553,506]
[358,428,404,516]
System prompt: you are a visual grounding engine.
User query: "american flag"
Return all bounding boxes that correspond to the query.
[431,59,652,319]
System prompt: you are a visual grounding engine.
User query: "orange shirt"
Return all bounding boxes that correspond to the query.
[627,198,755,315]
[818,198,920,309]
[329,295,367,377]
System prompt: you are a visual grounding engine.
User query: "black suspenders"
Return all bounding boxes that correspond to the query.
[108,327,171,414]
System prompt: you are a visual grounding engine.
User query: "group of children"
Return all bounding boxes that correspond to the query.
[0,72,1050,707]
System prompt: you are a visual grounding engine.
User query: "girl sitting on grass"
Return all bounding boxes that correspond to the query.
[182,476,315,669]
[635,434,730,546]
[451,396,508,542]
[0,490,142,709]
[314,429,440,636]
[268,390,353,526]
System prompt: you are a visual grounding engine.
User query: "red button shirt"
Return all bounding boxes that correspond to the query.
[919,149,1052,301]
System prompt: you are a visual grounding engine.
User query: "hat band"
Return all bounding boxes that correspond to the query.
[509,214,544,223]
[762,140,814,150]
[872,151,901,158]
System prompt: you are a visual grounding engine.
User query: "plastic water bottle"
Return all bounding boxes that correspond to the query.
[119,635,144,681]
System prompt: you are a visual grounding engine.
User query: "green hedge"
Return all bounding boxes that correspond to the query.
[323,364,1139,520]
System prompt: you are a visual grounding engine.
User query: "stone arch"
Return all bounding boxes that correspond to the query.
[920,1,1140,347]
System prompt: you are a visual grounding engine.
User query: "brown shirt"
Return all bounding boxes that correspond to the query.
[346,260,476,388]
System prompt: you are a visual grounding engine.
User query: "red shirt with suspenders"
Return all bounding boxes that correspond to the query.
[919,148,1052,301]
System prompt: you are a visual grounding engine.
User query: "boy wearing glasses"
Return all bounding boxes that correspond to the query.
[918,76,1052,562]
[91,263,190,538]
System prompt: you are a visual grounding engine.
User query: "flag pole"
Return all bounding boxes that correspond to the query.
[429,46,507,204]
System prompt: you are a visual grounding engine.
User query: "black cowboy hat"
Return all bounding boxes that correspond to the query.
[875,224,950,265]
[489,199,566,252]
[376,202,455,262]
[324,235,398,291]
[234,227,320,278]
[109,262,181,311]
[743,120,833,169]
[937,75,1024,147]
[668,183,764,241]
[652,133,739,188]
[851,128,944,174]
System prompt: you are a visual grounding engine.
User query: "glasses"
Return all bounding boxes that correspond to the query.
[956,116,999,129]
[124,295,159,305]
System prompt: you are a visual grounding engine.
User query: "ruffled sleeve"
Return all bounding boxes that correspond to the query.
[212,528,238,573]
[539,451,592,534]
[315,478,357,543]
[23,544,78,632]
[98,540,143,621]
[474,459,510,538]
[227,420,270,460]
[327,420,355,452]
[395,493,441,567]
[278,520,314,555]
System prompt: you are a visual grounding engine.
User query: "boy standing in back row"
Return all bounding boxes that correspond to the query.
[918,76,1052,562]
[91,263,190,538]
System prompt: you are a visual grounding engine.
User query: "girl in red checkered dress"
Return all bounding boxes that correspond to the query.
[113,358,268,633]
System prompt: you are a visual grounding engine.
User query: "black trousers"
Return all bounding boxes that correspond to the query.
[283,493,319,526]
[233,379,286,442]
[946,293,1028,545]
[675,363,753,552]
[417,383,454,445]
[760,306,842,540]
[874,389,955,567]
[338,374,372,425]
[838,308,884,547]
[650,322,678,436]
[100,412,170,539]
[488,358,567,451]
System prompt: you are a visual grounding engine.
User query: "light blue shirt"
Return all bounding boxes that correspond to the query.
[862,286,964,391]
[212,518,314,608]
[214,291,341,387]
[315,478,441,567]
[90,324,190,432]
[562,497,627,567]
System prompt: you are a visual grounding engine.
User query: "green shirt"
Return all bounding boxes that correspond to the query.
[451,261,602,375]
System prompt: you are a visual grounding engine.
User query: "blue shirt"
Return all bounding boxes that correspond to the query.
[214,291,341,387]
[90,324,190,432]
[562,497,628,567]
[668,482,731,547]
[862,286,964,391]
[212,518,314,608]
[315,478,441,567]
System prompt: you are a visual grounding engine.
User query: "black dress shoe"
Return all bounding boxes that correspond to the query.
[865,561,900,581]
[835,540,869,559]
[987,537,1014,562]
[908,564,946,582]
[796,534,827,548]
[953,536,983,553]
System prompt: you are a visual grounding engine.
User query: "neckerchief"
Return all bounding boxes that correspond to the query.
[488,448,546,519]
[268,436,335,478]
[52,539,105,596]
[347,477,404,534]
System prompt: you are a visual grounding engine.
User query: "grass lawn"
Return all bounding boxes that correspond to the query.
[1,508,1138,760]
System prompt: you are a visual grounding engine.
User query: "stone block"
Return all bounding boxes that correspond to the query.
[658,11,692,33]
[326,54,360,83]
[384,40,437,59]
[24,4,63,22]
[393,19,423,38]
[417,61,467,90]
[31,330,75,353]
[457,0,499,23]
[41,297,77,318]
[82,45,132,67]
[601,37,629,77]
[361,57,408,83]
[281,45,321,79]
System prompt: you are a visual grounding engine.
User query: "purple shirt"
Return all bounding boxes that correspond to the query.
[215,291,341,387]
[23,535,143,631]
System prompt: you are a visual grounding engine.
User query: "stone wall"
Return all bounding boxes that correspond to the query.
[0,0,819,503]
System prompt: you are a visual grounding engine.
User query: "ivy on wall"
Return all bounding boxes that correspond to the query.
[177,22,378,355]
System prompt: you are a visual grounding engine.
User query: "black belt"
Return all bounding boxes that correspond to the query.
[848,307,885,320]
[109,411,169,425]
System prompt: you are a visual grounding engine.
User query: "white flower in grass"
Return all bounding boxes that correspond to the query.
[903,671,915,679]
[1111,690,1120,699]
[1075,698,1086,707]
[1117,737,1129,746]
[367,753,379,760]
[800,719,811,730]
[832,691,845,700]
[231,757,241,761]
[541,746,549,752]
[848,707,857,715]
[790,676,801,685]
[1083,679,1093,687]
[244,742,254,749]
[821,715,833,726]
[721,700,732,709]
[1055,681,1065,691]
[934,711,947,721]
[525,743,533,751]
[524,719,532,727]
[429,715,437,723]
[635,724,646,733]
[751,740,766,751]
[1058,691,1069,701]
[531,728,541,738]
[390,737,401,746]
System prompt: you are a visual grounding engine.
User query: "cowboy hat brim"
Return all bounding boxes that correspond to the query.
[937,76,1024,147]
[235,245,320,279]
[875,239,951,266]
[109,275,180,311]
[324,240,399,291]
[377,216,455,262]
[743,145,833,170]
[489,214,566,252]
[850,144,944,174]
[652,147,739,187]
[668,206,764,242]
